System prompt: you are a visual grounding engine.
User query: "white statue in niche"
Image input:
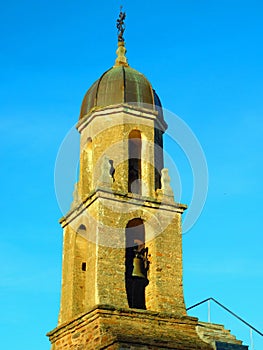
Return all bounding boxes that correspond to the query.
[160,168,174,199]
[71,183,80,209]
[98,155,113,187]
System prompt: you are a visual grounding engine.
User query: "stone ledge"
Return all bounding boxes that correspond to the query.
[48,304,198,337]
[60,189,187,228]
[47,305,213,349]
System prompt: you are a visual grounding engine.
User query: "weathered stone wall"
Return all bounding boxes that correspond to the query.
[146,211,185,314]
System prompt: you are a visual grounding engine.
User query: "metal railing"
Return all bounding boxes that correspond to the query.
[186,297,263,350]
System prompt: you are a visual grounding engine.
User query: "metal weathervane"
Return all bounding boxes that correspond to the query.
[117,6,126,42]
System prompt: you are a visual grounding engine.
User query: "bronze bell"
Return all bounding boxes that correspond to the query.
[132,257,146,278]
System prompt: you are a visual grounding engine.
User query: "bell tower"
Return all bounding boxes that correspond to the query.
[48,9,248,350]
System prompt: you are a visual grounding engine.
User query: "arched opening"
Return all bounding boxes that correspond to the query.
[80,138,93,196]
[72,225,88,316]
[125,218,149,309]
[154,127,164,191]
[78,224,86,232]
[86,138,93,192]
[128,130,141,194]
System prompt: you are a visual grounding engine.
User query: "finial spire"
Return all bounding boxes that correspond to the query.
[115,6,129,67]
[117,6,126,42]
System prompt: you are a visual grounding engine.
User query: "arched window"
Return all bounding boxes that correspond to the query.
[80,138,93,196]
[128,130,141,194]
[78,224,86,231]
[73,225,88,315]
[86,138,93,191]
[125,218,149,309]
[154,127,164,190]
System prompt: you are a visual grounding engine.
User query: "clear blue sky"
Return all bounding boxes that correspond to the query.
[1,1,263,349]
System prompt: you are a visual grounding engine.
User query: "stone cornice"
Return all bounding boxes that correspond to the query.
[59,188,187,228]
[76,103,168,133]
[47,304,198,341]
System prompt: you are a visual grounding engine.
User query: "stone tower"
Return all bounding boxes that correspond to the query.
[48,11,248,350]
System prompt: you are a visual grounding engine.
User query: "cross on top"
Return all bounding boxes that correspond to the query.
[116,6,126,42]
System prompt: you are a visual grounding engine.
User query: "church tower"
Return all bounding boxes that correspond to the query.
[48,10,248,350]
